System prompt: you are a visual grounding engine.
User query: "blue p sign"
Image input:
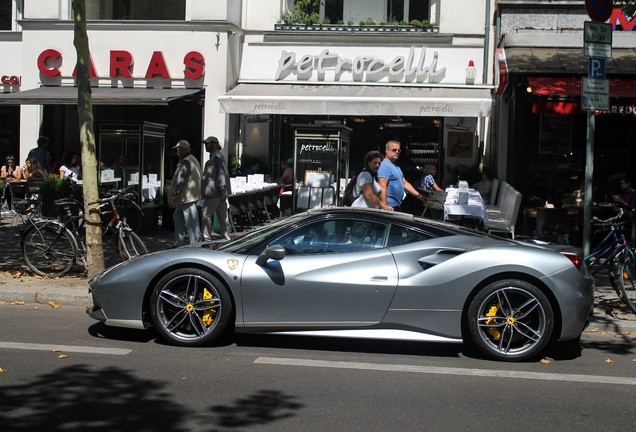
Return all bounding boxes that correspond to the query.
[588,58,606,80]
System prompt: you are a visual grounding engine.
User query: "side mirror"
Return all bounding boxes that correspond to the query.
[255,244,285,266]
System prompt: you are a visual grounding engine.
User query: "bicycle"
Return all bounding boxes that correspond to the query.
[584,209,636,308]
[20,190,148,278]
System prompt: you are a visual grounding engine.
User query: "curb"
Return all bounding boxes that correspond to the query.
[0,285,91,307]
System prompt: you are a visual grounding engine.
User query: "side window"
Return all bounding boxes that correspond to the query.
[387,224,432,247]
[269,218,389,255]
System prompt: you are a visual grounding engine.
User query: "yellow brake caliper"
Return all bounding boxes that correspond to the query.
[485,304,501,340]
[201,288,217,327]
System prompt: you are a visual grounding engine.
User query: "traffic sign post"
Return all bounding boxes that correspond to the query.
[581,77,610,111]
[585,0,614,23]
[588,57,606,80]
[584,21,613,58]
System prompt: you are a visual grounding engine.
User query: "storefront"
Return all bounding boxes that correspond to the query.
[0,19,238,229]
[219,41,494,211]
[497,46,636,208]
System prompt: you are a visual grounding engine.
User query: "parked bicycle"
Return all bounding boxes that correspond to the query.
[584,209,636,312]
[20,189,148,278]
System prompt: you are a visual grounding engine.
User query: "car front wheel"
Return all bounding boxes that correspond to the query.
[150,269,232,346]
[466,279,554,361]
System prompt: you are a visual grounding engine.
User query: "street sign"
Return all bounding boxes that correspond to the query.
[584,21,613,58]
[588,57,606,80]
[585,0,614,23]
[581,77,610,111]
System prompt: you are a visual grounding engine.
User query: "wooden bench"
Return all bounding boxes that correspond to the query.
[485,181,522,238]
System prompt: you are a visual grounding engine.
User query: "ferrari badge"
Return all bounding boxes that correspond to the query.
[227,259,238,270]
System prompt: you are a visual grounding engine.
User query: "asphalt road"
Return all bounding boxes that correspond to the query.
[1,304,634,432]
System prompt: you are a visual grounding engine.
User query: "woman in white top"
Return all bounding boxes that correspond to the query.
[59,152,80,182]
[351,150,394,211]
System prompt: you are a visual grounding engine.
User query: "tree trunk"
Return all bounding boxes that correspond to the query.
[72,0,104,278]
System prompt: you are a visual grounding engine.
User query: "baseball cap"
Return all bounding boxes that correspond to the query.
[172,140,191,150]
[202,136,219,145]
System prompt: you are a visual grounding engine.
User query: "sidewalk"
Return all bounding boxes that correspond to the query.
[1,217,635,333]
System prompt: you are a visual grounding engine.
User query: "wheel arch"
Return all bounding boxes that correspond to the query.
[140,262,238,327]
[460,271,562,342]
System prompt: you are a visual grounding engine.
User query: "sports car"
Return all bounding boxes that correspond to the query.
[87,208,594,361]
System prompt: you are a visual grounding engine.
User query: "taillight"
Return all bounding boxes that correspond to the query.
[563,253,581,269]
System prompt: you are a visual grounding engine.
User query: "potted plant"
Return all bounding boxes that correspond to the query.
[39,173,72,216]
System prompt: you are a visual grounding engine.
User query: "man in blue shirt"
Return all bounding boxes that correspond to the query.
[377,140,426,212]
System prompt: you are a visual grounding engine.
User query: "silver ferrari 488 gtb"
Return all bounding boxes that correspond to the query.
[87,208,594,361]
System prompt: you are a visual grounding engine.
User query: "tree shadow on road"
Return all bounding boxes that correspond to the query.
[0,364,303,431]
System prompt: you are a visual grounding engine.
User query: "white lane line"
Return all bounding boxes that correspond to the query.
[254,357,636,386]
[0,341,132,356]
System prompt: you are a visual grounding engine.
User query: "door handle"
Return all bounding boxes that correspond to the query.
[370,275,388,281]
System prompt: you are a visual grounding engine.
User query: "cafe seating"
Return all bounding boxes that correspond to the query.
[420,189,446,220]
[485,182,522,238]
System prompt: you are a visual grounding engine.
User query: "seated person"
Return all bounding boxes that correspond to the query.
[472,169,493,204]
[242,159,259,176]
[420,164,443,192]
[59,152,81,182]
[22,157,44,180]
[277,159,293,185]
[1,155,22,181]
[613,177,636,210]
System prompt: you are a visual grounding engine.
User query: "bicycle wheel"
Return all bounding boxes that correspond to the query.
[116,198,144,234]
[116,228,148,261]
[619,255,636,314]
[609,253,626,300]
[22,220,77,277]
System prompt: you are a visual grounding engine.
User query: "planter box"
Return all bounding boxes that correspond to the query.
[274,23,438,33]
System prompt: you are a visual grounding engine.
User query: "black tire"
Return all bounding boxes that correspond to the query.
[150,269,233,346]
[116,228,148,261]
[466,279,554,361]
[117,198,143,234]
[22,220,77,277]
[619,256,636,314]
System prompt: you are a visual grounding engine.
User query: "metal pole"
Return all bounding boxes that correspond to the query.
[583,110,595,257]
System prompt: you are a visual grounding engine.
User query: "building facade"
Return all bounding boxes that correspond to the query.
[495,0,636,214]
[1,0,497,216]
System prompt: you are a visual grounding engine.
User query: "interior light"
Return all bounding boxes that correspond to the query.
[526,86,532,93]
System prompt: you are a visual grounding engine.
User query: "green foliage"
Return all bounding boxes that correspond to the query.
[39,174,72,212]
[615,0,636,17]
[410,19,422,26]
[0,179,5,191]
[230,156,241,177]
[347,20,354,26]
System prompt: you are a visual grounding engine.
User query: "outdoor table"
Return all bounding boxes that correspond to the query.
[444,187,488,229]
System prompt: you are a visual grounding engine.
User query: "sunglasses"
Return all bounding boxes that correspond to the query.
[389,148,401,153]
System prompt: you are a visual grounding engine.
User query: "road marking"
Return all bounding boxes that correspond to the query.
[0,341,132,356]
[254,357,636,386]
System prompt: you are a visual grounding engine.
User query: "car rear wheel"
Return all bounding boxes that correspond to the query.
[467,279,554,361]
[150,269,232,346]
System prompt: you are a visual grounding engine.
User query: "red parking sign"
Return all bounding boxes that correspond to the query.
[585,0,614,23]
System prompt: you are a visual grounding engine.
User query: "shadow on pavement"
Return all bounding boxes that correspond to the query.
[0,364,304,431]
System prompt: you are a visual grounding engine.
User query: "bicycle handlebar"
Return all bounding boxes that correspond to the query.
[591,208,629,229]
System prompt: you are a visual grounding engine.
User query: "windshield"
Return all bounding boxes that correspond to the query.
[215,212,309,254]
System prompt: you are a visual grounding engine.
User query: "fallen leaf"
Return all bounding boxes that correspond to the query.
[0,367,6,373]
[615,333,624,338]
[52,349,61,353]
[605,358,614,363]
[1,281,6,284]
[33,307,39,310]
[48,301,61,309]
[58,355,68,359]
[540,359,550,364]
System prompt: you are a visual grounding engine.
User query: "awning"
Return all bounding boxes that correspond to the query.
[219,84,493,117]
[528,77,636,98]
[504,47,636,74]
[0,87,203,105]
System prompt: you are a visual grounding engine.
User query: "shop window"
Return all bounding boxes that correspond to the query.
[86,0,185,20]
[0,0,11,30]
[387,0,429,22]
[324,0,343,23]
